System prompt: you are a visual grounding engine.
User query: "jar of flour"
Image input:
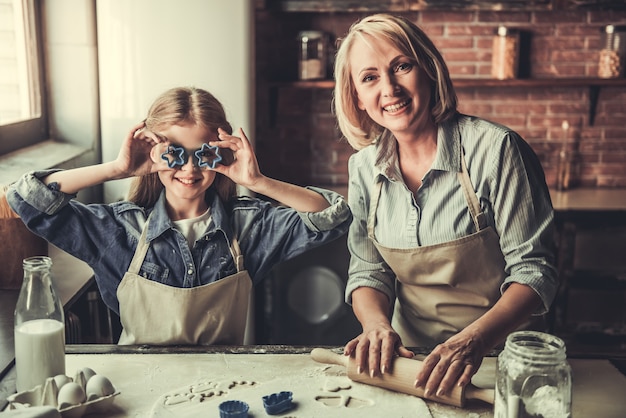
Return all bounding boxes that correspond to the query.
[494,331,572,418]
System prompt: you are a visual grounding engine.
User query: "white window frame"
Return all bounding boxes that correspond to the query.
[0,0,47,156]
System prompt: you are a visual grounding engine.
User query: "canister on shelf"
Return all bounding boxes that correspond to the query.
[298,31,328,80]
[598,24,626,79]
[491,26,520,80]
[555,120,580,191]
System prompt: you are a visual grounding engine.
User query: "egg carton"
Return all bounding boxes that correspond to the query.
[6,369,120,418]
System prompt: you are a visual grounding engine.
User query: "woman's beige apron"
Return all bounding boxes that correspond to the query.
[368,152,506,347]
[116,221,252,345]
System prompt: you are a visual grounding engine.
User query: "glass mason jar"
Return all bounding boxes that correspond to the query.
[298,31,328,80]
[494,331,572,418]
[14,256,66,391]
[492,26,520,80]
[598,24,626,79]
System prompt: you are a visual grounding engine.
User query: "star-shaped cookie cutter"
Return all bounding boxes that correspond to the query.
[194,143,222,169]
[159,143,222,169]
[160,145,187,168]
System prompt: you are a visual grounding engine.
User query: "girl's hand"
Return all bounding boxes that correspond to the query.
[209,128,264,188]
[114,122,166,177]
[344,323,414,378]
[415,330,486,398]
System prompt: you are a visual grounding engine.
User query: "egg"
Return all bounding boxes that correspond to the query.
[53,374,71,390]
[86,374,116,401]
[79,367,97,382]
[57,381,86,408]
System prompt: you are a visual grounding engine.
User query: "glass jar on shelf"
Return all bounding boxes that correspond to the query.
[492,26,520,80]
[598,24,626,79]
[298,31,328,80]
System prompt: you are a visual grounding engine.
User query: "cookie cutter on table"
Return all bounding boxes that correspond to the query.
[263,391,294,415]
[218,400,249,418]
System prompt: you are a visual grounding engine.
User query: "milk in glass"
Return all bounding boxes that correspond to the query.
[15,318,65,391]
[14,256,66,391]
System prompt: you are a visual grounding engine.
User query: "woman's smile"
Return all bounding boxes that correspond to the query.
[383,99,411,113]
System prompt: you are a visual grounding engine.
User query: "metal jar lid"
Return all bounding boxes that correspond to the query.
[495,26,518,36]
[604,24,626,34]
[298,30,325,41]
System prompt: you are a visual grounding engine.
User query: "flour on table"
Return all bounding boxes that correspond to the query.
[150,366,432,418]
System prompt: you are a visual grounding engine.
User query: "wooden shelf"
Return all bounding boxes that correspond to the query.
[270,77,626,89]
[270,0,554,13]
[268,78,626,125]
[268,0,625,12]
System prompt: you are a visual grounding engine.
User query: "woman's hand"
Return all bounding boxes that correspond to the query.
[346,287,414,377]
[415,329,487,398]
[344,322,414,377]
[209,127,264,188]
[113,122,165,178]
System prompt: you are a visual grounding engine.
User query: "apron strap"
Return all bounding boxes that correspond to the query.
[128,219,151,275]
[229,238,245,272]
[458,150,488,232]
[367,179,383,240]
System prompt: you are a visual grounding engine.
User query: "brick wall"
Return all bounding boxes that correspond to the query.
[255,10,626,189]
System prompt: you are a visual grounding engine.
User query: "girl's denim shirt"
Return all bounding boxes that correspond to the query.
[8,170,352,315]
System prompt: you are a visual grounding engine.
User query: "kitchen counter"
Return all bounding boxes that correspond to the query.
[2,345,626,417]
[1,188,625,414]
[550,188,626,212]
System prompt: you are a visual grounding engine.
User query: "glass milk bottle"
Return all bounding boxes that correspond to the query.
[14,256,65,391]
[494,331,571,418]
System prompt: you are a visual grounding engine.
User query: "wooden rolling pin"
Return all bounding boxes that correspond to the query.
[310,348,494,408]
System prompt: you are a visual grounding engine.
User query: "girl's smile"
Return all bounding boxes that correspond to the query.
[155,122,218,219]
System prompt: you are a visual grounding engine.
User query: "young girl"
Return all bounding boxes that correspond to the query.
[7,86,352,345]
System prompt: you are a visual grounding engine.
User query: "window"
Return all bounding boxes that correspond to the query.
[0,0,46,156]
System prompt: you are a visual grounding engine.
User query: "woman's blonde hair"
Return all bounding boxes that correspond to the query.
[127,87,236,207]
[333,14,458,150]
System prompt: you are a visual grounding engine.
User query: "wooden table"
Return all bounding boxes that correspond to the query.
[2,345,626,417]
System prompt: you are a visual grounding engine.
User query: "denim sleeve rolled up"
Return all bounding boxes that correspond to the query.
[7,170,352,316]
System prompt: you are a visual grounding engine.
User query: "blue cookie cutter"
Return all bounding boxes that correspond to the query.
[160,143,222,169]
[194,143,222,169]
[263,391,294,415]
[218,400,249,418]
[160,145,186,168]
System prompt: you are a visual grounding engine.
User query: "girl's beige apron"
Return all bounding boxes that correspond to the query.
[368,152,506,347]
[116,222,252,345]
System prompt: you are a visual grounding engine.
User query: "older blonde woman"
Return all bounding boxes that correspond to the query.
[334,14,557,398]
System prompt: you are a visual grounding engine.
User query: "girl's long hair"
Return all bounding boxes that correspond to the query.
[127,87,236,208]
